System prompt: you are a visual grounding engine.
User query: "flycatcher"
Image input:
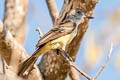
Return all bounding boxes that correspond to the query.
[18,8,93,75]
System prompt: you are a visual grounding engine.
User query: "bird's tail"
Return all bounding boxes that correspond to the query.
[18,55,38,76]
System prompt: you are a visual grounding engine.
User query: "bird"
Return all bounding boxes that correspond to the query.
[18,8,93,76]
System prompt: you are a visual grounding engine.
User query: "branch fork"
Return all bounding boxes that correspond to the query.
[58,43,113,80]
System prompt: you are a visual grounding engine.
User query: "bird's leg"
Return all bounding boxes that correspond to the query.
[56,48,73,63]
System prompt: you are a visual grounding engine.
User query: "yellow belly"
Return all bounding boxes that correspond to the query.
[34,30,77,57]
[51,30,77,49]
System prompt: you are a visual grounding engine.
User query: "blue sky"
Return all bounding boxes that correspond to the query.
[0,0,120,80]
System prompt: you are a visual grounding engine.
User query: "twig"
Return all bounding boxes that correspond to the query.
[46,0,59,24]
[93,43,113,79]
[57,49,92,80]
[70,62,92,80]
[58,43,113,80]
[36,27,43,38]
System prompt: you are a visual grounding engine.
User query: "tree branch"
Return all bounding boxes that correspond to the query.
[94,43,113,79]
[46,0,59,24]
[1,0,45,79]
[0,21,43,80]
[0,20,28,71]
[0,55,23,80]
[59,43,113,80]
[3,0,28,45]
[57,0,74,25]
[69,67,81,80]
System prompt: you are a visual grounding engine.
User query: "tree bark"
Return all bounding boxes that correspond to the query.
[46,0,59,24]
[3,0,27,45]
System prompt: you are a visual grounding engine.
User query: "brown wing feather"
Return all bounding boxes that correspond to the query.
[36,21,76,48]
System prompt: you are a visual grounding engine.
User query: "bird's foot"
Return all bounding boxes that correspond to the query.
[55,48,73,62]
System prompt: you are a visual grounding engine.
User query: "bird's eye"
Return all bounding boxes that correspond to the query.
[76,10,81,14]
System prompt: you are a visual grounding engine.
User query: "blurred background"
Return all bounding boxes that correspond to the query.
[0,0,120,80]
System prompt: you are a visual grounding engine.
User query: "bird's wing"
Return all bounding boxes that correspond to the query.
[36,21,76,48]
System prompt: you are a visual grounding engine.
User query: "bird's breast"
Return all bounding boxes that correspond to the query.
[50,29,77,50]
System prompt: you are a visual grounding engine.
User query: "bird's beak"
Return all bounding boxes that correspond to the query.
[85,15,94,19]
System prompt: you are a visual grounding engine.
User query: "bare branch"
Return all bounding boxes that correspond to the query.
[46,0,59,24]
[0,21,43,80]
[3,0,28,45]
[94,43,113,79]
[70,44,113,80]
[57,49,92,80]
[36,27,43,38]
[70,63,92,80]
[0,55,23,80]
[58,43,113,80]
[0,20,28,70]
[69,67,81,80]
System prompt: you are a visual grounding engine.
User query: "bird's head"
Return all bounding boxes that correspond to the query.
[66,8,94,25]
